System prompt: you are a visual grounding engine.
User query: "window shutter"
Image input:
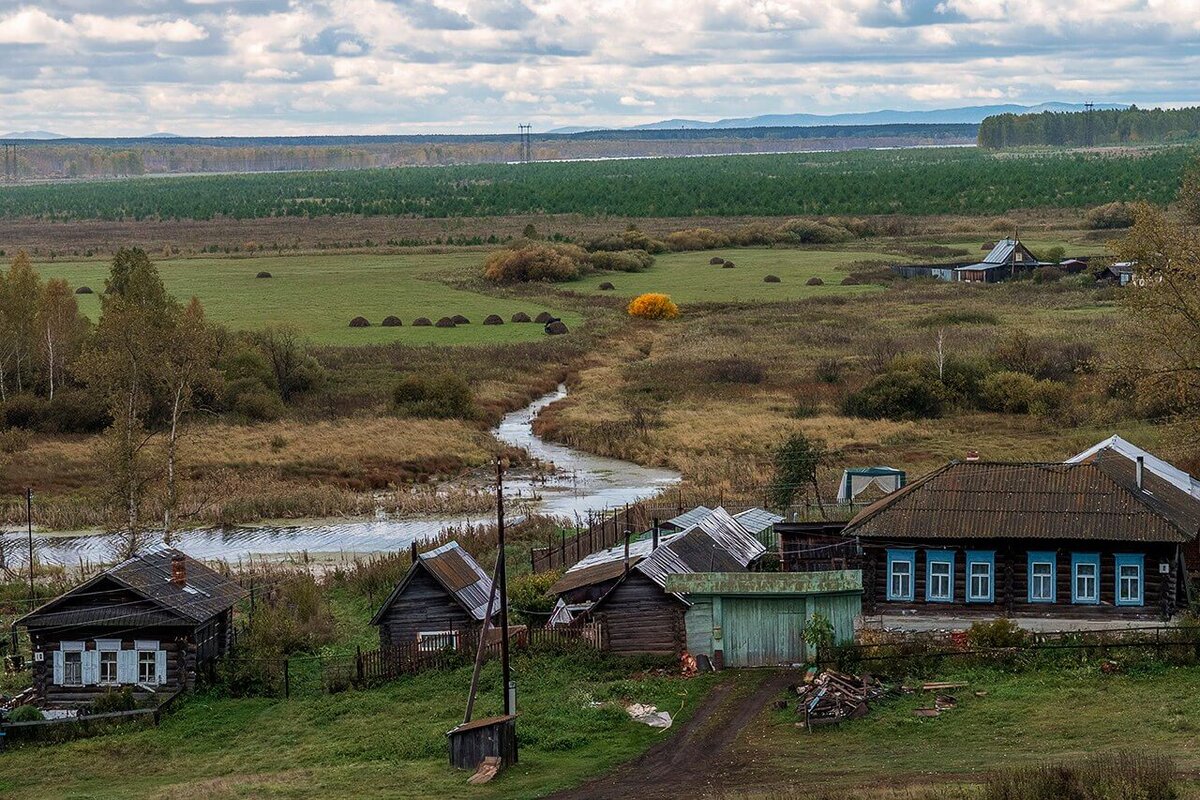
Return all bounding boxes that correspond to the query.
[117,649,137,684]
[83,650,100,685]
[155,650,168,685]
[53,650,64,685]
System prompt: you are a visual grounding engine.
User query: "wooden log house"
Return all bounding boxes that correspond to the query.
[846,445,1200,619]
[17,547,245,707]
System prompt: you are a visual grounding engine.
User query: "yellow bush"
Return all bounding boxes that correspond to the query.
[627,293,680,320]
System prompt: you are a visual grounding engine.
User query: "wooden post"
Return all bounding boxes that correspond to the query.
[496,459,514,717]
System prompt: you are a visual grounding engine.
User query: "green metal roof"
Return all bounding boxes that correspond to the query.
[664,570,861,596]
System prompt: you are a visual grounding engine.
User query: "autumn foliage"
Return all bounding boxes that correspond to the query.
[482,243,587,283]
[627,293,679,320]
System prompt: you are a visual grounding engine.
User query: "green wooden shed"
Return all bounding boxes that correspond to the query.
[665,571,861,668]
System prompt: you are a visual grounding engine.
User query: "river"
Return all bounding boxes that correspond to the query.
[0,385,681,568]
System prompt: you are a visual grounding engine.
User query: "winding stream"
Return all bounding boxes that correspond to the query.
[2,385,681,567]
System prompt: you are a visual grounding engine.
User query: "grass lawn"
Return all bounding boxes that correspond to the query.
[0,651,721,800]
[38,252,579,346]
[733,664,1200,798]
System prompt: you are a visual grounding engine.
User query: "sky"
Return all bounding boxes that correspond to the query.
[1,0,1198,137]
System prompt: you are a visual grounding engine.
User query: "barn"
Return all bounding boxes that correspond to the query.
[955,238,1044,283]
[17,547,244,707]
[371,542,494,650]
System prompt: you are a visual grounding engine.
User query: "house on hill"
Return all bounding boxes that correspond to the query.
[955,238,1044,283]
[17,547,244,707]
[371,542,494,650]
[846,441,1200,620]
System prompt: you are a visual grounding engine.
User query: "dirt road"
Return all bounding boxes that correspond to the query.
[547,670,793,800]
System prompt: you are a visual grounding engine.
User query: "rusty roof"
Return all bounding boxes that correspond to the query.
[550,556,643,595]
[846,460,1200,544]
[370,541,494,625]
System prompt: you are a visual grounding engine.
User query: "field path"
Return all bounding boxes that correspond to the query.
[546,670,792,800]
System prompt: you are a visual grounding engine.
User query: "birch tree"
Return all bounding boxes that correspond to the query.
[36,278,88,399]
[0,251,41,399]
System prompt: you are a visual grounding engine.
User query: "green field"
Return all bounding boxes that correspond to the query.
[41,253,578,346]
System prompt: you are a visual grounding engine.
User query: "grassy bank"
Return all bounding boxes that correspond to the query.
[0,651,719,800]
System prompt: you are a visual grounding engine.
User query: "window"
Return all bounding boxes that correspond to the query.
[100,651,118,684]
[138,651,157,684]
[925,550,954,603]
[63,651,83,686]
[886,549,915,601]
[417,631,459,653]
[1115,554,1144,606]
[966,551,995,603]
[1028,551,1057,603]
[1072,553,1100,604]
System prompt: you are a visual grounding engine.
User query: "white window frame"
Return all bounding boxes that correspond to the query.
[62,649,84,687]
[1072,554,1100,605]
[137,650,158,684]
[886,549,915,602]
[99,650,119,685]
[1116,555,1144,606]
[925,550,954,603]
[417,630,459,653]
[1028,552,1056,603]
[966,551,994,603]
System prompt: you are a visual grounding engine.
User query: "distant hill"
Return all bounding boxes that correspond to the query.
[551,103,1128,133]
[144,132,182,138]
[1,130,67,140]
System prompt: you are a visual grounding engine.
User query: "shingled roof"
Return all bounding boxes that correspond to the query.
[18,546,246,630]
[370,541,494,625]
[845,459,1200,544]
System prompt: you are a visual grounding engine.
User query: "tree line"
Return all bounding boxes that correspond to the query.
[978,106,1200,149]
[0,147,1194,222]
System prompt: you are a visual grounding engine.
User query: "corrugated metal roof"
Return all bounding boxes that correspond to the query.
[693,507,767,567]
[1068,435,1200,499]
[19,545,246,629]
[418,541,494,621]
[665,505,713,530]
[982,238,1019,264]
[846,461,1199,543]
[550,557,643,595]
[732,507,785,536]
[665,570,862,596]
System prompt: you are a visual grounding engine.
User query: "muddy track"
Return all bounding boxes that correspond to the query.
[547,670,793,800]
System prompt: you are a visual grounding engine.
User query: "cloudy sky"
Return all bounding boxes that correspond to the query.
[1,0,1198,136]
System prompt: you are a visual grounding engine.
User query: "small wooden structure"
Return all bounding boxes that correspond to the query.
[371,542,494,649]
[667,571,861,668]
[448,714,517,770]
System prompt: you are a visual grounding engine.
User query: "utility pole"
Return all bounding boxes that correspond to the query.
[1084,101,1095,147]
[496,458,513,716]
[27,488,35,610]
[517,124,532,163]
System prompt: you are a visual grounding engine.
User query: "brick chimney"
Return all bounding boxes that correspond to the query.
[965,449,981,462]
[170,553,187,587]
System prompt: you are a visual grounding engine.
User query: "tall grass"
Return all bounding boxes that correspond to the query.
[985,751,1177,800]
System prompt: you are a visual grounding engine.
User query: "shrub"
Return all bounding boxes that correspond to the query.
[90,687,136,714]
[508,571,562,627]
[482,243,587,283]
[8,704,44,722]
[348,316,370,328]
[775,219,853,244]
[966,618,1026,649]
[75,285,94,294]
[393,374,475,419]
[978,370,1039,413]
[627,293,680,320]
[381,315,402,327]
[2,393,45,429]
[0,427,31,454]
[589,249,654,272]
[1085,201,1136,229]
[843,370,947,420]
[255,271,273,279]
[815,357,844,384]
[989,216,1017,232]
[1032,266,1064,284]
[511,312,532,323]
[585,226,666,253]
[241,573,337,658]
[706,358,766,385]
[806,276,824,286]
[42,389,110,433]
[763,274,781,283]
[233,391,285,421]
[1029,379,1070,417]
[664,227,729,251]
[729,221,778,246]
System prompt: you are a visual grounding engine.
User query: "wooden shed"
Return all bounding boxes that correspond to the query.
[16,547,244,707]
[371,542,494,649]
[666,571,861,668]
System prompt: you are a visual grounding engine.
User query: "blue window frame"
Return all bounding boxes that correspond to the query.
[886,549,915,601]
[1115,553,1144,606]
[1027,551,1057,603]
[965,551,995,603]
[925,549,955,603]
[1071,553,1101,604]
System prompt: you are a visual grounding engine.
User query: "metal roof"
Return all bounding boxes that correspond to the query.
[692,507,767,567]
[845,460,1200,544]
[550,556,644,595]
[370,541,495,625]
[1068,435,1200,499]
[664,570,862,596]
[732,507,785,536]
[19,545,246,629]
[664,505,713,530]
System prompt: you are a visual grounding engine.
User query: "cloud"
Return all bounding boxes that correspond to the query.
[1,0,1198,135]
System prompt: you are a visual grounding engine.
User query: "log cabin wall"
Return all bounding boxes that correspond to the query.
[375,567,477,649]
[29,625,193,705]
[862,539,1179,619]
[594,571,686,656]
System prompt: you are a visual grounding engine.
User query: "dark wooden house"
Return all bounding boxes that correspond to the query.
[846,448,1200,620]
[776,521,854,572]
[17,547,244,707]
[955,238,1043,283]
[371,542,494,650]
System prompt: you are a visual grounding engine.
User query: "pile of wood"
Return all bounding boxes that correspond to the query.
[794,668,887,729]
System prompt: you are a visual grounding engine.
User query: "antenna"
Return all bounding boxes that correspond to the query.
[517,124,532,163]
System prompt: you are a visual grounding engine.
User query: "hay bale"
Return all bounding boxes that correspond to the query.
[534,311,554,324]
[451,314,470,325]
[348,316,371,328]
[412,317,432,326]
[806,276,824,286]
[381,315,403,327]
[75,286,94,295]
[483,314,504,325]
[722,261,735,269]
[544,320,569,335]
[599,281,615,290]
[255,271,272,279]
[435,316,457,328]
[840,277,861,286]
[709,256,725,265]
[763,274,781,283]
[511,312,532,323]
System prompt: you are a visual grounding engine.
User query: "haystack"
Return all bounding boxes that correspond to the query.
[722,261,735,268]
[599,281,615,290]
[435,317,457,328]
[483,314,504,325]
[840,277,861,286]
[709,256,725,265]
[544,320,569,335]
[806,277,824,286]
[412,317,432,326]
[256,271,273,279]
[348,316,371,328]
[381,316,403,327]
[764,275,781,283]
[75,286,94,294]
[452,314,470,325]
[511,312,532,323]
[534,311,554,323]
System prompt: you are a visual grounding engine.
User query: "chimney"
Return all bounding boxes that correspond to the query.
[652,518,660,550]
[623,530,631,573]
[170,553,187,587]
[1136,455,1145,490]
[965,449,980,462]
[410,541,419,563]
